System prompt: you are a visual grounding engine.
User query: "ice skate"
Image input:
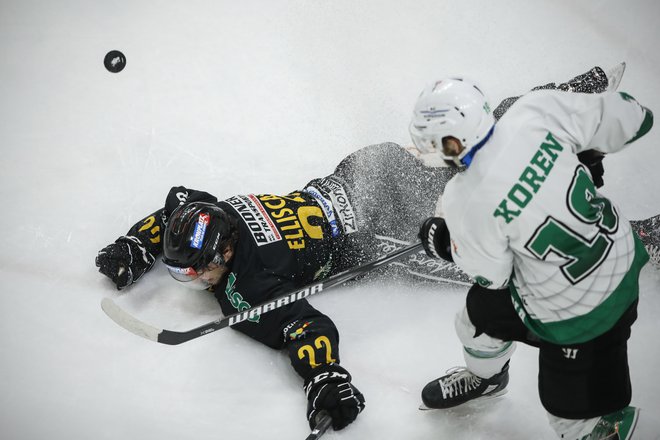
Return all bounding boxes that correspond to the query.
[419,362,509,410]
[605,62,627,92]
[588,406,640,440]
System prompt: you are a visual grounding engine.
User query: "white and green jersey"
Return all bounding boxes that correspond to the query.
[443,90,653,345]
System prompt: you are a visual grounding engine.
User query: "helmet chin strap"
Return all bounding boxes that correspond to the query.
[460,125,495,167]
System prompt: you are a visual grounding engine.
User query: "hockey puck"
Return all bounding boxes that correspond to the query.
[104,50,126,73]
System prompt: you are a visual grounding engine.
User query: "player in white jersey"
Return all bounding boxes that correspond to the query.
[413,75,655,439]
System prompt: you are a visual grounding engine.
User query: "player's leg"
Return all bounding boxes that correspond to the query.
[540,300,648,439]
[420,284,533,409]
[332,142,456,242]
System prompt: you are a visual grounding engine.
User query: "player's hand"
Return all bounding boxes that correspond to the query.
[577,150,605,188]
[418,217,453,262]
[304,364,365,431]
[95,236,155,290]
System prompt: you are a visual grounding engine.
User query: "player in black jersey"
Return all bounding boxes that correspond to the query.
[94,141,457,433]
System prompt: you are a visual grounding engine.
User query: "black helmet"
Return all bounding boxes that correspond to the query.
[162,202,238,270]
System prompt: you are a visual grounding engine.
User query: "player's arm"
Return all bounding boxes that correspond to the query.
[571,92,652,188]
[95,209,163,290]
[565,91,653,155]
[217,272,366,433]
[95,186,219,290]
[283,315,365,432]
[162,185,218,215]
[589,92,653,151]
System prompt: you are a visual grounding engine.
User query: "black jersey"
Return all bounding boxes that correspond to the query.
[219,192,336,284]
[119,143,457,378]
[213,191,343,350]
[124,185,348,378]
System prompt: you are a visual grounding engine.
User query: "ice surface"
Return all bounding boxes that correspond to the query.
[1,1,659,439]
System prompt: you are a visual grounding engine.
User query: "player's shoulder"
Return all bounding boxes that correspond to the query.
[442,174,487,222]
[506,89,567,115]
[509,88,609,117]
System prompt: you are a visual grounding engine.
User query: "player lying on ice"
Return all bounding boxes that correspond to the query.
[96,63,659,435]
[414,67,657,439]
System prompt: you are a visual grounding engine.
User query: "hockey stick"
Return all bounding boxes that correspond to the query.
[101,242,424,345]
[305,412,332,440]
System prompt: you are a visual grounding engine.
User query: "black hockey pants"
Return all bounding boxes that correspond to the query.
[466,284,637,419]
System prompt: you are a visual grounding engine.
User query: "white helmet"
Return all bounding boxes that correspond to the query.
[409,77,495,167]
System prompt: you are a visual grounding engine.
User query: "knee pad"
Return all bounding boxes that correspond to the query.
[454,306,516,378]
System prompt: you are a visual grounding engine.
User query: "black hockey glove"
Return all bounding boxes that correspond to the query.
[95,236,156,290]
[577,150,605,188]
[418,217,453,262]
[304,364,365,431]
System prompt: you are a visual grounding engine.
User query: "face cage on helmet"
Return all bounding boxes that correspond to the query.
[164,251,226,290]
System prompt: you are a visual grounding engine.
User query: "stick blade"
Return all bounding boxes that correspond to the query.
[101,297,163,342]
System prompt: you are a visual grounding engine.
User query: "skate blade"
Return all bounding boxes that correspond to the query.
[418,388,508,411]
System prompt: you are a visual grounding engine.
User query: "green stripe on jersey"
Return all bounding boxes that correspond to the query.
[510,234,649,345]
[626,107,654,144]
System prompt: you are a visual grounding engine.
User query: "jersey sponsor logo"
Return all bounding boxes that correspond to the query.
[282,320,299,341]
[493,132,563,224]
[190,213,210,249]
[287,320,313,341]
[562,348,578,359]
[257,193,325,250]
[225,194,282,246]
[312,178,358,234]
[330,185,358,234]
[224,272,259,323]
[305,185,340,237]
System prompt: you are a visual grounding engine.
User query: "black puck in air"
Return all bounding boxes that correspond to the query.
[104,50,126,73]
